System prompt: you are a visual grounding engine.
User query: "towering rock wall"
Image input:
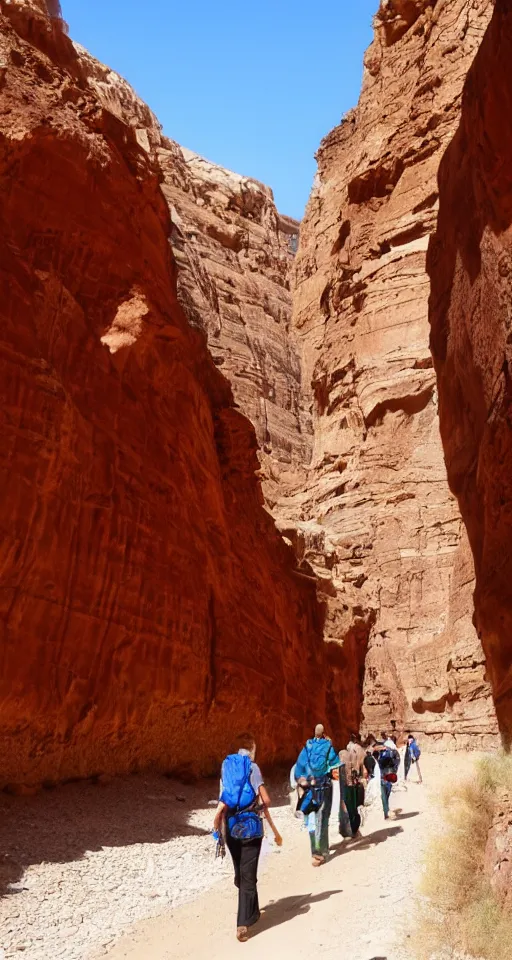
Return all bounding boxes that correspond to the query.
[0,0,329,787]
[290,0,499,747]
[429,0,512,747]
[159,143,311,507]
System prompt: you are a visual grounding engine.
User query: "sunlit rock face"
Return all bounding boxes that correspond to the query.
[288,0,499,749]
[429,0,512,748]
[158,142,312,512]
[0,1,331,786]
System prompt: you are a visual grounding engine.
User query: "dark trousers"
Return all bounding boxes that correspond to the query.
[344,784,361,835]
[404,749,412,780]
[309,782,332,856]
[225,834,262,928]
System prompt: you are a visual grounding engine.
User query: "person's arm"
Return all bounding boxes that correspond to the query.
[327,743,341,771]
[259,784,271,808]
[258,785,283,845]
[213,800,226,833]
[294,747,308,781]
[262,807,283,845]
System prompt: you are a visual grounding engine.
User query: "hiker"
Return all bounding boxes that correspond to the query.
[213,733,280,943]
[405,733,423,783]
[363,742,377,779]
[363,741,381,811]
[294,723,341,866]
[339,734,365,838]
[375,737,400,820]
[381,730,398,750]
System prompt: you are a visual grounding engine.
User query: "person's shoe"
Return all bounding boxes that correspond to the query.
[388,811,397,820]
[312,854,325,866]
[236,926,249,942]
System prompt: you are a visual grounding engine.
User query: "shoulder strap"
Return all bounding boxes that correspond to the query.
[235,756,253,812]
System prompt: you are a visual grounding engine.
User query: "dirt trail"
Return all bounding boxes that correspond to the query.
[105,755,476,960]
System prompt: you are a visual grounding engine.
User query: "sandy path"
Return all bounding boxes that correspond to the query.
[105,755,472,960]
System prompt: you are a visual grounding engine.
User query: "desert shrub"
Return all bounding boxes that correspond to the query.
[413,753,512,960]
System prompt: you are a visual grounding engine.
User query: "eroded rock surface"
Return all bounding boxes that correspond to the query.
[289,0,499,747]
[429,0,512,746]
[159,145,310,508]
[485,787,512,908]
[0,1,328,786]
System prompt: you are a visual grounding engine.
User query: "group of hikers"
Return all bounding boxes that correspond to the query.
[212,724,422,942]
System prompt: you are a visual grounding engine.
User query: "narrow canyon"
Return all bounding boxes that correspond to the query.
[0,0,510,794]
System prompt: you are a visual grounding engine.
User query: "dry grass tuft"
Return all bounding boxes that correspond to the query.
[412,753,512,960]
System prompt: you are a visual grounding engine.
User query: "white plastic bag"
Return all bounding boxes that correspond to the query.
[364,776,380,807]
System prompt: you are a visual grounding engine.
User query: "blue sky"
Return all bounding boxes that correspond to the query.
[63,1,376,220]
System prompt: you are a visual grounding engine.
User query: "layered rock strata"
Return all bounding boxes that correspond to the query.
[428,0,512,746]
[157,147,375,737]
[159,146,310,506]
[68,45,365,736]
[0,0,330,786]
[289,0,499,747]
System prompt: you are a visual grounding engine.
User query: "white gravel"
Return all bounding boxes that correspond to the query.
[0,773,240,960]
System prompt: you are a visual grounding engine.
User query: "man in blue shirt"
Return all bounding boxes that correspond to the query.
[294,724,341,865]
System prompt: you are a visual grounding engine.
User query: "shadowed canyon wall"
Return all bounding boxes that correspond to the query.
[287,0,499,748]
[429,0,512,747]
[0,1,335,786]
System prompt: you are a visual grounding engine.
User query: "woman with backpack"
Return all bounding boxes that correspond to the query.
[213,733,279,943]
[374,736,400,820]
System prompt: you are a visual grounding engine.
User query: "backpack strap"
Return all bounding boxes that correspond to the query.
[235,756,254,813]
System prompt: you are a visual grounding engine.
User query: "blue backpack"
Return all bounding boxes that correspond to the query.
[295,739,332,815]
[304,738,333,777]
[378,747,400,772]
[410,741,421,761]
[220,754,263,841]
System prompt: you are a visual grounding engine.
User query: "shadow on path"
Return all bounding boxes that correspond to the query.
[330,824,403,856]
[256,889,343,934]
[0,770,294,899]
[0,774,216,898]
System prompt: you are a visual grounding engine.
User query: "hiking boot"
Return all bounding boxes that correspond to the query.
[236,926,249,942]
[312,854,325,866]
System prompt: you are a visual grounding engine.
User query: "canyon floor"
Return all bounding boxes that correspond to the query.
[0,755,477,960]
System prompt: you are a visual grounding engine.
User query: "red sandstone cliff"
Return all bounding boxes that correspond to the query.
[428,0,512,747]
[159,143,311,507]
[0,1,330,786]
[289,0,499,748]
